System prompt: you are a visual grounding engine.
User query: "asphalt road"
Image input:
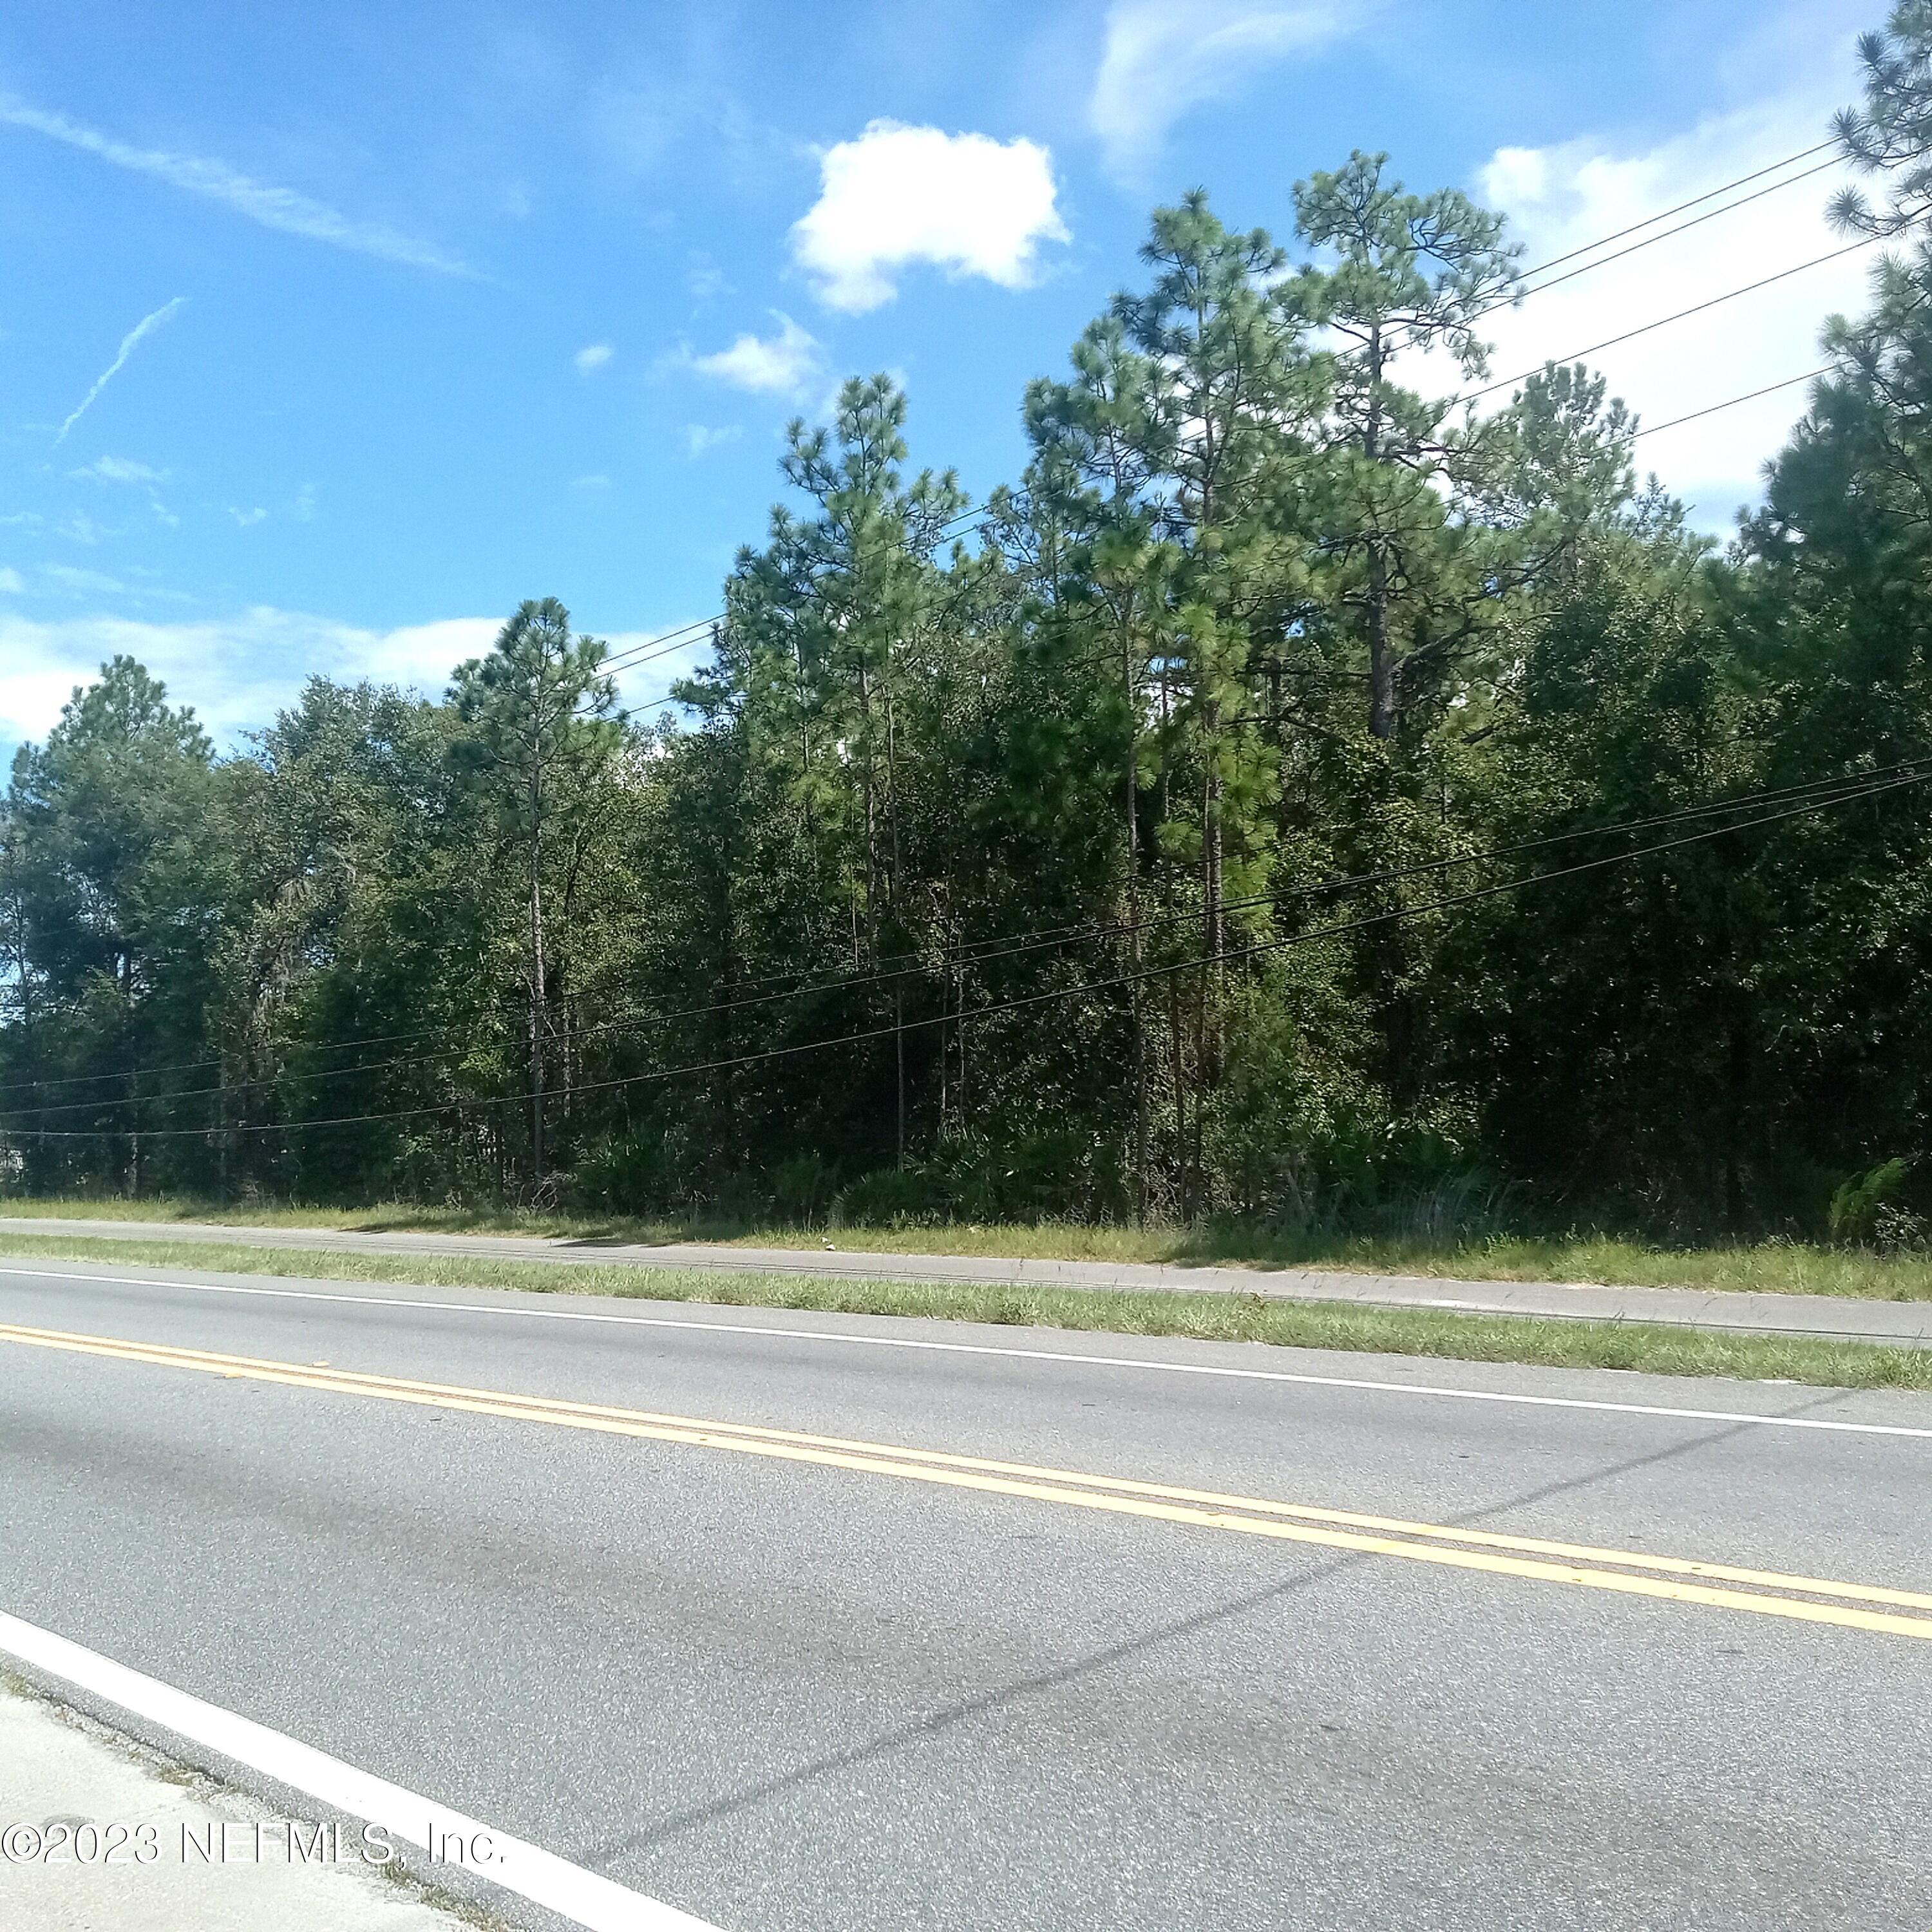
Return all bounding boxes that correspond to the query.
[3,1253,1930,1931]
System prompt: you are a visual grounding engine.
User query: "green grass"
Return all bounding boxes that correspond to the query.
[1,1193,1930,1300]
[2,1228,1928,1392]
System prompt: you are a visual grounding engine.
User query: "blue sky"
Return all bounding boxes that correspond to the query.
[0,0,1876,755]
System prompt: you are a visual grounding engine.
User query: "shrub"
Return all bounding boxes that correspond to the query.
[1828,1159,1912,1247]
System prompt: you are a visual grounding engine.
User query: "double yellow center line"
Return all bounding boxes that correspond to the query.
[7,1317,1931,1642]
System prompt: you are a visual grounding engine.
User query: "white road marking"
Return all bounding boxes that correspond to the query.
[2,1259,1928,1441]
[0,1609,723,1932]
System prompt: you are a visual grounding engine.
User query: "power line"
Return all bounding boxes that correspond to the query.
[598,616,719,678]
[1506,155,1848,307]
[11,746,1917,1121]
[1632,365,1834,439]
[1467,236,1877,406]
[629,261,1864,740]
[580,499,998,719]
[0,458,1887,1119]
[9,755,1919,1124]
[17,768,1918,1141]
[12,756,1917,1121]
[1511,140,1841,283]
[1387,140,1850,363]
[607,222,1856,687]
[7,768,1919,1142]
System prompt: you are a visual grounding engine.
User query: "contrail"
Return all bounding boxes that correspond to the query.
[1,101,473,277]
[54,296,187,444]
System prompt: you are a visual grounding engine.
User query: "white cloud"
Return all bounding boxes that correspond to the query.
[338,618,507,690]
[791,120,1069,312]
[0,567,23,594]
[68,453,178,527]
[0,100,472,276]
[46,565,123,592]
[1090,2,1359,178]
[683,424,741,457]
[41,564,130,596]
[0,609,715,750]
[71,455,169,484]
[574,342,613,374]
[0,609,487,748]
[687,255,728,302]
[572,472,611,490]
[229,506,269,528]
[1470,55,1868,528]
[688,312,822,395]
[54,297,187,444]
[595,621,716,719]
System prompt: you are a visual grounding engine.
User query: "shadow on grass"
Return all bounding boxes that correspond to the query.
[4,1195,1932,1302]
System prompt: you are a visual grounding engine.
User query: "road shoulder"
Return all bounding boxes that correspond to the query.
[0,1674,491,1932]
[1,1213,1928,1350]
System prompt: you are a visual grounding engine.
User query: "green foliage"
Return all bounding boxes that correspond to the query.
[1828,1159,1915,1246]
[5,135,1932,1244]
[1833,1,1932,235]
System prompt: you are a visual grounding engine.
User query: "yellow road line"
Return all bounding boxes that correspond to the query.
[10,1320,1926,1613]
[7,1319,1931,1642]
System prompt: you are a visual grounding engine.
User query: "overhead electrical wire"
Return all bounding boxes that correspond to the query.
[5,766,1922,1139]
[1387,140,1851,364]
[0,140,1867,1122]
[0,339,1871,1119]
[1466,236,1878,406]
[1509,140,1841,284]
[1631,365,1837,439]
[597,151,1857,710]
[614,235,1868,728]
[596,502,994,679]
[6,757,1920,1122]
[578,153,1861,737]
[11,753,1917,1121]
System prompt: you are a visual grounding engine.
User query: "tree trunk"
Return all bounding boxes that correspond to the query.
[1367,545,1399,740]
[121,951,138,1198]
[886,677,906,1167]
[1363,326,1398,741]
[895,985,906,1168]
[1160,676,1187,1218]
[1124,629,1147,1223]
[529,834,547,1188]
[1202,702,1224,968]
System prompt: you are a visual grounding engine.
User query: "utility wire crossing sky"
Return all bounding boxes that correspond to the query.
[0,0,1881,757]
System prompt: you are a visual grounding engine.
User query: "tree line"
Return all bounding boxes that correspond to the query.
[8,24,1932,1240]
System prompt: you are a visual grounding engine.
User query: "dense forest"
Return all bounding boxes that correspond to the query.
[8,21,1932,1242]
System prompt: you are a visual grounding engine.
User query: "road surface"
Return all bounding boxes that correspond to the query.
[3,1252,1929,1929]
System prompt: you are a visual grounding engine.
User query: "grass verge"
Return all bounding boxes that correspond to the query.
[1,1230,1927,1392]
[0,1195,1927,1300]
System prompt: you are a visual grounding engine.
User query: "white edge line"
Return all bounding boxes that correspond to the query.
[0,1609,723,1932]
[2,1260,1929,1441]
